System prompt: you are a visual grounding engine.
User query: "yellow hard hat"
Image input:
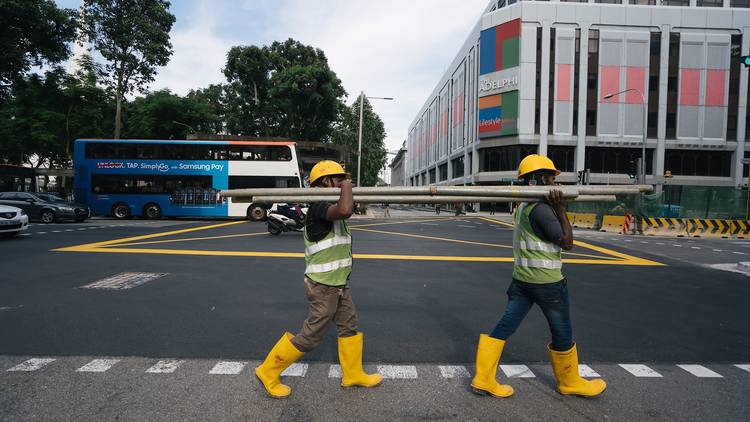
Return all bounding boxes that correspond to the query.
[309,160,348,185]
[517,154,560,178]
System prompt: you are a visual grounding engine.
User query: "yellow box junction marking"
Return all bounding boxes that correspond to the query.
[54,217,662,266]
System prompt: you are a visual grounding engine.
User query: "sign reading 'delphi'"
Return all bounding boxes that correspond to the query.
[478,67,520,97]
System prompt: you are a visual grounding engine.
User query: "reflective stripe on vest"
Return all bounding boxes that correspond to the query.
[305,221,351,256]
[512,203,564,283]
[306,257,353,274]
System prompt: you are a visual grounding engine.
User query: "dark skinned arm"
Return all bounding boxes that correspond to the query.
[325,179,354,221]
[545,189,574,250]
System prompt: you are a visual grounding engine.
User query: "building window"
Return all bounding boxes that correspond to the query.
[585,147,654,175]
[666,32,680,140]
[731,0,750,7]
[429,168,436,184]
[696,0,723,6]
[586,30,599,137]
[479,145,538,172]
[548,28,556,136]
[548,146,576,172]
[535,27,543,135]
[664,150,731,177]
[438,163,448,181]
[662,0,690,5]
[451,157,465,179]
[629,0,657,4]
[647,31,661,139]
[727,35,742,141]
[595,0,621,3]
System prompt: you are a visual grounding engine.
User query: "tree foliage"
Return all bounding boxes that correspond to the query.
[223,38,346,141]
[81,0,175,138]
[0,0,77,101]
[122,89,222,140]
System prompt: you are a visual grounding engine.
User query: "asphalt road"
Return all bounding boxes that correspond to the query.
[1,211,749,421]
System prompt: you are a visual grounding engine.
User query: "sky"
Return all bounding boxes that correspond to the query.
[55,0,490,157]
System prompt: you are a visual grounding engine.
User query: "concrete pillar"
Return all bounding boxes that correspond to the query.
[576,26,590,172]
[539,24,551,156]
[733,28,749,187]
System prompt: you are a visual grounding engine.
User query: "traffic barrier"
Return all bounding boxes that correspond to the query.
[622,213,633,234]
[641,217,687,237]
[570,213,598,230]
[686,219,733,238]
[600,215,626,233]
[732,220,750,239]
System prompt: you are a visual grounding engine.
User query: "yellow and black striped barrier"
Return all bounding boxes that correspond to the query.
[640,217,687,237]
[686,219,734,238]
[733,220,750,239]
[568,212,598,230]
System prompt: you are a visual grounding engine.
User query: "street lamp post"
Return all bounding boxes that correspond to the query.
[357,92,393,187]
[603,88,647,185]
[172,120,196,135]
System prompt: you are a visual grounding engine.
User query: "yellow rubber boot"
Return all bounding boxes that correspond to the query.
[338,332,383,388]
[254,332,305,398]
[548,343,607,397]
[470,334,514,398]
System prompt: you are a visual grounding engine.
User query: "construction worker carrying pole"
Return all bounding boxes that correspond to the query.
[470,154,607,398]
[254,160,382,398]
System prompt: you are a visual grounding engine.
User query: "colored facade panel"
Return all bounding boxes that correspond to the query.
[600,66,621,104]
[704,69,726,107]
[478,19,520,139]
[556,64,572,101]
[679,69,701,106]
[624,67,646,104]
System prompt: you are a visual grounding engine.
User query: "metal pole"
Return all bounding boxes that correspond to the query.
[640,89,647,185]
[245,195,618,204]
[357,91,364,187]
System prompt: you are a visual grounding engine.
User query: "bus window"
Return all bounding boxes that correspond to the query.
[229,175,300,189]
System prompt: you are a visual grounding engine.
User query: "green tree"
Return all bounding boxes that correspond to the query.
[331,96,387,187]
[223,38,345,141]
[186,84,225,134]
[81,0,175,139]
[0,0,77,101]
[123,89,222,139]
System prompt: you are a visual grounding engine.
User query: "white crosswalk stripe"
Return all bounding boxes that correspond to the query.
[280,363,308,377]
[7,358,56,372]
[209,361,247,375]
[77,359,120,373]
[439,365,471,378]
[677,364,722,378]
[733,364,750,374]
[328,364,342,378]
[499,365,535,378]
[377,365,418,379]
[578,364,600,378]
[619,364,662,377]
[146,360,184,373]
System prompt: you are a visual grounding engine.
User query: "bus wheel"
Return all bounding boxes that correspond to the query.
[143,203,161,220]
[112,203,131,220]
[247,204,266,222]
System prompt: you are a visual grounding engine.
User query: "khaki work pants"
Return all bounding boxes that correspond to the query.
[291,277,358,352]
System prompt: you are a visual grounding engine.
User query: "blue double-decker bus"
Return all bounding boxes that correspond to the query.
[73,139,301,220]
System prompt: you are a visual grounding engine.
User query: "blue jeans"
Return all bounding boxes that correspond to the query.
[490,279,573,351]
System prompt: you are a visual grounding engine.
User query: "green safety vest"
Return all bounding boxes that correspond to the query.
[512,203,564,284]
[304,219,352,286]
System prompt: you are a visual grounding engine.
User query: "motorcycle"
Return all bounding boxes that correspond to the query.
[267,203,307,235]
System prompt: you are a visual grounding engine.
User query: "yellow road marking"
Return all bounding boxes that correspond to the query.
[349,217,459,229]
[479,215,664,266]
[109,231,270,247]
[55,216,662,266]
[56,220,248,251]
[54,246,653,265]
[351,226,616,260]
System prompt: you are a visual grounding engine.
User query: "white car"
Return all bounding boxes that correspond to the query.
[0,204,29,238]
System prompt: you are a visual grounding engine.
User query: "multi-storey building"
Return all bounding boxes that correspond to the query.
[405,0,750,190]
